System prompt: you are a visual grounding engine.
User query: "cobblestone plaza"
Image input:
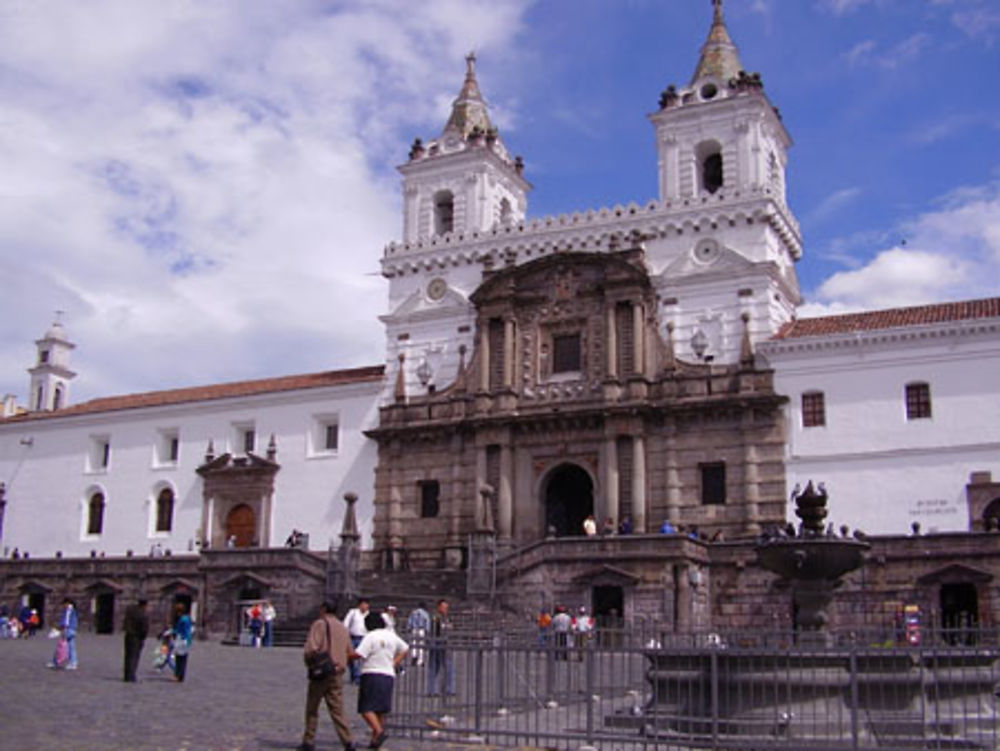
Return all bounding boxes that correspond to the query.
[0,634,501,751]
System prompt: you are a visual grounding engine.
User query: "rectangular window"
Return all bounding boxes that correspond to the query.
[802,392,826,428]
[88,435,111,472]
[155,429,180,467]
[552,333,582,374]
[309,415,340,457]
[232,422,256,455]
[906,382,932,420]
[419,480,440,518]
[700,462,726,505]
[243,429,256,454]
[615,302,635,376]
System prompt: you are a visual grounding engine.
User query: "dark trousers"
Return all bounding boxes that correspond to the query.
[174,653,189,681]
[123,635,144,681]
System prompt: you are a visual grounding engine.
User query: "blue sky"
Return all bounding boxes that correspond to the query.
[0,0,998,403]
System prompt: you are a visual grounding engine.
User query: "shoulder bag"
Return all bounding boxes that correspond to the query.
[306,618,337,681]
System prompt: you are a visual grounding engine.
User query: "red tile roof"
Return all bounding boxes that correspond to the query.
[2,365,385,423]
[774,298,1000,340]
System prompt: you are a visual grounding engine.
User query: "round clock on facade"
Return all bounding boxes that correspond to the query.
[427,277,448,301]
[693,238,720,263]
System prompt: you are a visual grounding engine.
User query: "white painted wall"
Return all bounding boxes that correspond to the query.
[760,323,1000,535]
[0,380,382,558]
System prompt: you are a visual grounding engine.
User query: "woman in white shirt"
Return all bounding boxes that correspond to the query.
[352,611,409,749]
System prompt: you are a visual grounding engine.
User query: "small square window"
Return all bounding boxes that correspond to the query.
[700,462,726,505]
[155,429,180,467]
[906,382,932,420]
[802,392,826,428]
[88,436,111,472]
[232,423,256,455]
[419,480,440,518]
[309,415,340,457]
[552,333,582,374]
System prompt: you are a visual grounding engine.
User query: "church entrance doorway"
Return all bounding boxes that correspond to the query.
[544,464,593,537]
[225,504,256,547]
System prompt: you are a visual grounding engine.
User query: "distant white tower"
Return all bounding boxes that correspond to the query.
[28,315,76,412]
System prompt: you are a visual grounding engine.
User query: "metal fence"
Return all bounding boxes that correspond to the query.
[390,627,1000,750]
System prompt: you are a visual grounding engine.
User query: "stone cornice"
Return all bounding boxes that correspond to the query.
[382,190,802,277]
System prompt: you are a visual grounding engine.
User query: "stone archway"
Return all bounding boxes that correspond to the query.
[225,504,256,547]
[544,463,594,537]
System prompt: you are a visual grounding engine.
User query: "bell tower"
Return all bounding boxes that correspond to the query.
[28,314,76,412]
[646,0,802,365]
[398,54,531,243]
[651,0,792,211]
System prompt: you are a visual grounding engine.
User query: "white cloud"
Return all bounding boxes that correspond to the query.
[806,180,1000,313]
[844,34,931,70]
[819,0,876,15]
[0,0,533,402]
[806,187,863,224]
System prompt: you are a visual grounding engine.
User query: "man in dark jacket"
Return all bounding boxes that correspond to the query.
[122,597,149,682]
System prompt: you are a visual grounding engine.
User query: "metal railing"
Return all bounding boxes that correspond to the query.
[390,627,1000,750]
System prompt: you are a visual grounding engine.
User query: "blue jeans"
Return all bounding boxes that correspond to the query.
[349,635,363,683]
[427,648,454,695]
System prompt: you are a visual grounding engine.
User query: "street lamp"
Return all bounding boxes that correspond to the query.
[416,359,433,388]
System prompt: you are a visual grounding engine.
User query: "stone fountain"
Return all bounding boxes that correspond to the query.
[635,483,1000,747]
[756,481,868,644]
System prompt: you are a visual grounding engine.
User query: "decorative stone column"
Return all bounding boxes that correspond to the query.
[445,434,464,569]
[503,318,515,389]
[498,444,513,541]
[632,303,644,376]
[479,324,490,392]
[604,437,619,525]
[605,306,618,379]
[665,428,681,525]
[632,434,647,533]
[742,417,761,535]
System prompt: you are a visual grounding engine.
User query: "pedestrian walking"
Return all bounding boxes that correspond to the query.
[352,611,408,749]
[171,603,194,682]
[48,598,78,670]
[426,598,454,696]
[122,597,149,682]
[342,597,369,685]
[299,601,356,751]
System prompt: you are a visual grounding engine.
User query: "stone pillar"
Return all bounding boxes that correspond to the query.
[605,306,618,379]
[632,434,647,533]
[604,437,619,525]
[675,563,692,632]
[503,317,515,389]
[479,324,490,392]
[665,428,681,525]
[445,434,464,568]
[498,443,513,540]
[632,303,644,376]
[743,417,761,535]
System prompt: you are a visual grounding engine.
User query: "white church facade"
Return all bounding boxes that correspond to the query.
[1,1,998,635]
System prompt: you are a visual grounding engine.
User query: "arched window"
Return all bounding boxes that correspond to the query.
[53,385,64,410]
[499,197,512,226]
[87,492,105,535]
[155,487,174,533]
[696,140,723,194]
[434,190,454,235]
[35,386,44,410]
